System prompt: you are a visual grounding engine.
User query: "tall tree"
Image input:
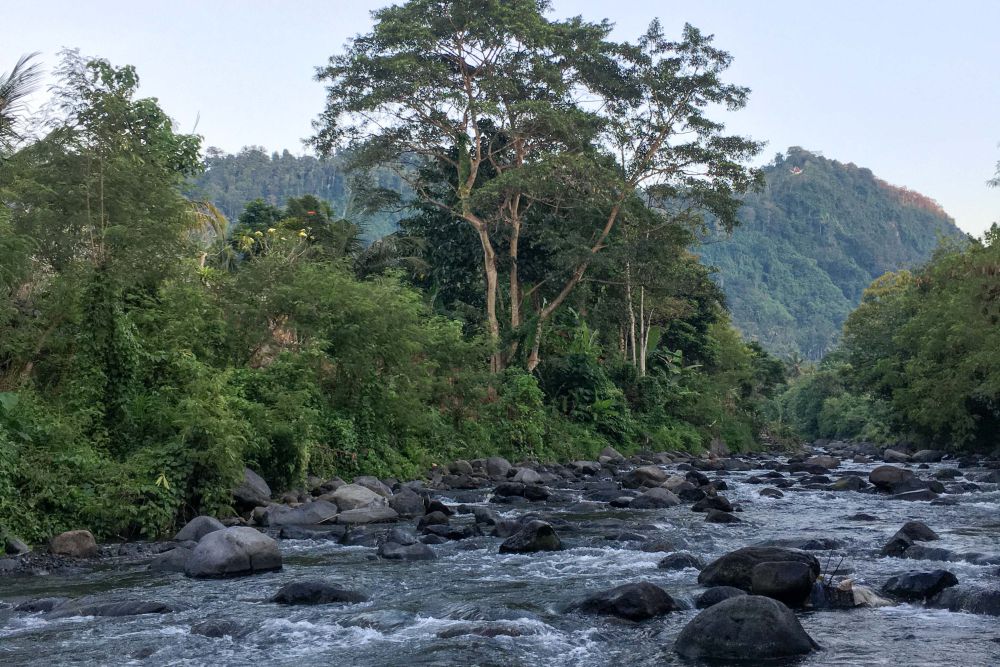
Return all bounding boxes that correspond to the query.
[312,0,761,371]
[0,53,43,156]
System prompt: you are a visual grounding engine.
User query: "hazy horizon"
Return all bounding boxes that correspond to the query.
[5,0,999,235]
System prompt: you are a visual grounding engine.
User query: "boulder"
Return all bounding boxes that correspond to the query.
[331,484,387,512]
[377,541,436,561]
[883,570,958,601]
[699,546,821,591]
[13,597,68,613]
[892,489,939,502]
[658,552,705,571]
[47,597,179,619]
[759,487,784,498]
[692,495,733,512]
[174,516,226,542]
[264,500,339,527]
[881,521,940,557]
[485,456,512,479]
[388,488,425,518]
[599,446,625,462]
[575,582,678,620]
[233,468,271,508]
[911,449,945,463]
[499,520,562,554]
[674,596,819,660]
[511,468,543,484]
[830,476,866,492]
[695,586,747,608]
[50,530,98,558]
[929,587,1000,616]
[623,465,668,488]
[629,487,681,509]
[448,460,474,476]
[869,465,915,492]
[149,547,192,573]
[751,561,815,606]
[335,507,399,524]
[4,535,30,556]
[184,527,282,578]
[353,476,393,498]
[270,580,368,605]
[883,449,911,463]
[705,509,742,524]
[805,455,840,469]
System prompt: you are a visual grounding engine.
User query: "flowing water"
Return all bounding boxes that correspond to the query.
[1,457,998,666]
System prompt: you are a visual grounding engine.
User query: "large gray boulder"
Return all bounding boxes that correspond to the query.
[929,587,1000,616]
[674,595,819,660]
[331,484,387,512]
[174,516,225,542]
[47,597,179,619]
[270,580,367,605]
[388,488,425,518]
[629,487,681,509]
[883,570,958,601]
[335,507,399,524]
[575,582,678,620]
[233,468,271,509]
[699,546,821,591]
[485,456,512,479]
[50,530,98,558]
[869,465,914,491]
[623,465,668,488]
[499,520,562,554]
[264,500,339,526]
[185,527,282,578]
[751,561,815,606]
[149,547,192,573]
[353,476,393,498]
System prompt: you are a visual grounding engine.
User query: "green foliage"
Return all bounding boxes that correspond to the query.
[700,147,965,359]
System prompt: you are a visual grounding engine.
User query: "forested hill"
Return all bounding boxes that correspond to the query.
[186,147,405,241]
[698,147,964,360]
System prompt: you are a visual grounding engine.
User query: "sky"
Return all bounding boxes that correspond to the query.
[4,0,999,235]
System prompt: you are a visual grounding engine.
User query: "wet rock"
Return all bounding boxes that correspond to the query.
[335,507,399,524]
[417,511,450,530]
[847,513,880,521]
[191,618,246,638]
[331,484,387,512]
[658,552,705,571]
[929,587,1000,616]
[425,500,453,515]
[699,546,821,591]
[892,489,939,502]
[869,465,915,492]
[599,446,625,462]
[4,536,30,556]
[691,495,733,512]
[934,468,963,480]
[695,586,747,608]
[424,524,475,540]
[757,538,842,551]
[805,455,840,469]
[623,465,668,488]
[759,487,784,498]
[575,582,679,620]
[883,570,958,601]
[185,527,282,578]
[485,456,512,479]
[353,476,393,498]
[572,460,602,475]
[378,540,436,560]
[512,468,543,485]
[685,470,711,486]
[677,487,707,502]
[13,597,68,613]
[174,516,226,542]
[149,547,192,573]
[902,544,958,562]
[471,506,500,526]
[884,449,911,463]
[881,521,940,557]
[270,580,368,605]
[448,460,474,476]
[830,476,866,492]
[265,500,339,526]
[674,595,819,660]
[233,467,271,509]
[911,450,945,463]
[751,561,815,606]
[705,509,742,524]
[493,482,550,501]
[437,623,534,639]
[499,520,562,553]
[50,530,97,558]
[629,487,681,509]
[388,488,425,518]
[48,598,179,619]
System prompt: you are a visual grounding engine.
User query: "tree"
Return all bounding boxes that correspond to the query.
[0,53,43,156]
[313,0,761,371]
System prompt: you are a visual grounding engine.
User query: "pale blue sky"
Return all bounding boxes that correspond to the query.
[5,0,999,234]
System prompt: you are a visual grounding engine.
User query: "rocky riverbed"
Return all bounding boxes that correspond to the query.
[1,442,999,665]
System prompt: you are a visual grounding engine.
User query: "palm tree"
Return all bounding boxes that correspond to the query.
[0,53,43,155]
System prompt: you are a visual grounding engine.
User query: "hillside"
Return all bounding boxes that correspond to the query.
[698,147,965,359]
[186,147,405,241]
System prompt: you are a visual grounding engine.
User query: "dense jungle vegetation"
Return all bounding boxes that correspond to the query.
[0,0,996,545]
[699,147,964,360]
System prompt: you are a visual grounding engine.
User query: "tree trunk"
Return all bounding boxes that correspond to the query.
[638,287,647,377]
[475,224,503,373]
[625,260,637,366]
